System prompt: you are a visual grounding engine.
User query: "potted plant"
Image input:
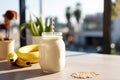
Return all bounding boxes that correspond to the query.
[20,15,54,44]
[0,10,18,60]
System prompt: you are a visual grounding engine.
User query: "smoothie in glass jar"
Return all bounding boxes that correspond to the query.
[39,32,65,73]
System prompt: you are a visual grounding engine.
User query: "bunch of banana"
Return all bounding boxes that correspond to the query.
[7,44,39,67]
[16,44,39,63]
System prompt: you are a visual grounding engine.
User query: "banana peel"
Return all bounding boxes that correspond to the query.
[16,44,39,52]
[16,44,39,63]
[15,58,31,67]
[7,52,18,64]
[7,44,40,67]
[16,51,39,63]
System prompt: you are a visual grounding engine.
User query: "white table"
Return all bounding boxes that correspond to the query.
[0,51,120,80]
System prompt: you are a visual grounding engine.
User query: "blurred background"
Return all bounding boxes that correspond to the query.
[1,0,120,54]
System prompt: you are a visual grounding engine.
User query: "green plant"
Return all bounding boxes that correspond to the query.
[20,15,54,36]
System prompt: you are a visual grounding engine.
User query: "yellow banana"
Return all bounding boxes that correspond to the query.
[16,44,39,63]
[7,44,40,67]
[7,52,18,64]
[16,51,39,63]
[16,44,39,52]
[15,58,31,67]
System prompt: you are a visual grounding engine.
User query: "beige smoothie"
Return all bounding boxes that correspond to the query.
[39,32,65,73]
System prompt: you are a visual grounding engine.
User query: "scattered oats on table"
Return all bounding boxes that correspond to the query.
[71,72,99,79]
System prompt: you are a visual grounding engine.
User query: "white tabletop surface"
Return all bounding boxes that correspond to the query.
[0,51,120,80]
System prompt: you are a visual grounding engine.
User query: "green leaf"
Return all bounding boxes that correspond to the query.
[35,16,45,36]
[32,22,39,36]
[29,15,39,36]
[20,23,30,39]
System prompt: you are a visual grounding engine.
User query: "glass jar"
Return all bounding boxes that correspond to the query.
[39,32,65,73]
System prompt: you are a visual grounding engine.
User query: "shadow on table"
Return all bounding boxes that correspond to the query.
[0,61,20,71]
[0,68,53,80]
[0,61,54,80]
